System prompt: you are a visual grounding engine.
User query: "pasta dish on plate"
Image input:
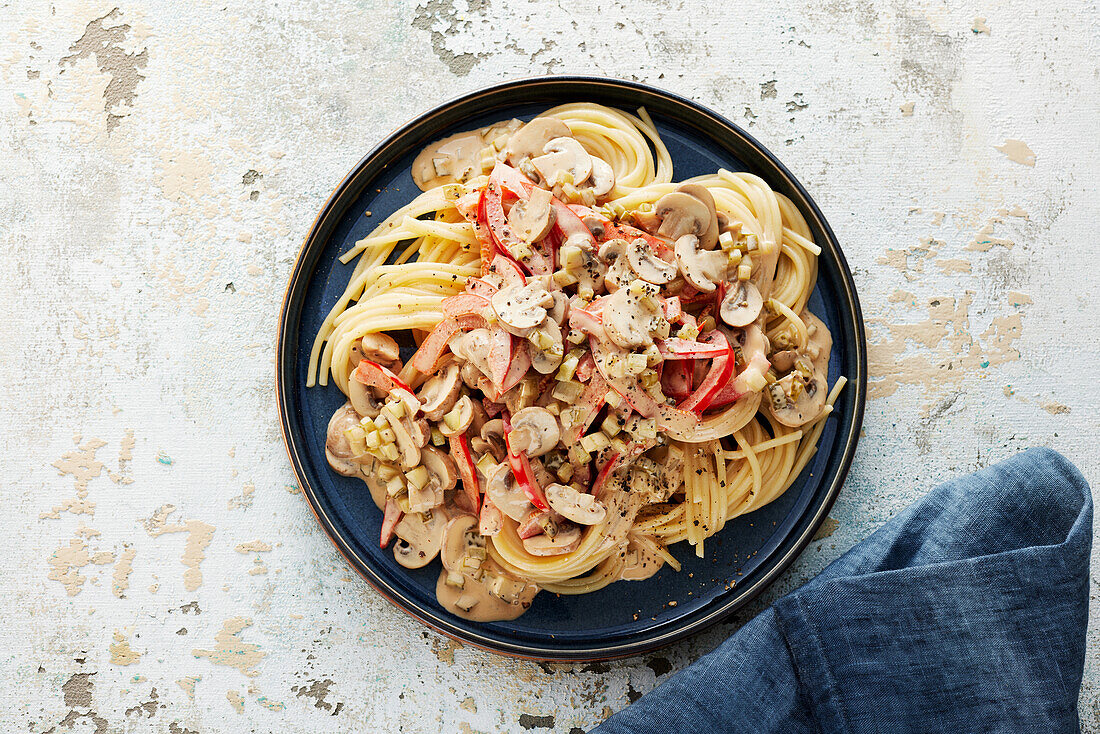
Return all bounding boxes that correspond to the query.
[308,103,845,621]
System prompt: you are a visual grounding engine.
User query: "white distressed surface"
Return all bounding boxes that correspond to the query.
[1,1,1098,731]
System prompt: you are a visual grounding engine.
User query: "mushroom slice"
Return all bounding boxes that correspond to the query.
[770,349,799,373]
[508,407,560,458]
[417,363,463,421]
[504,117,572,166]
[522,523,582,556]
[325,404,363,476]
[526,323,564,375]
[626,237,676,285]
[484,463,532,521]
[655,190,718,251]
[674,234,728,292]
[347,373,381,419]
[719,281,763,327]
[480,419,508,463]
[599,239,632,293]
[547,288,569,325]
[545,483,607,525]
[674,183,720,250]
[603,281,664,349]
[385,408,423,469]
[507,186,556,243]
[439,394,475,437]
[393,509,448,569]
[491,280,553,335]
[532,137,592,188]
[359,332,400,366]
[421,445,458,493]
[765,372,828,428]
[440,514,486,573]
[588,155,616,197]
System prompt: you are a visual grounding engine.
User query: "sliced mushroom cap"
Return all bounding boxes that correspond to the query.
[626,237,677,284]
[491,280,553,334]
[603,282,664,349]
[484,463,532,521]
[547,288,569,325]
[347,373,382,419]
[508,406,560,458]
[421,445,458,492]
[325,404,362,476]
[439,394,475,437]
[362,461,388,510]
[770,349,799,373]
[505,117,572,166]
[451,328,493,377]
[507,186,556,243]
[720,281,763,327]
[765,372,828,428]
[526,324,564,375]
[675,183,719,250]
[386,410,422,470]
[598,238,632,292]
[674,234,728,292]
[417,362,462,421]
[588,155,616,197]
[581,213,607,239]
[393,509,447,569]
[545,483,607,525]
[655,190,718,250]
[440,514,482,572]
[359,332,400,366]
[532,137,592,187]
[522,523,581,556]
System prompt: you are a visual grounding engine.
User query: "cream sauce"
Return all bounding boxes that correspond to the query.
[619,536,665,581]
[435,562,539,622]
[412,119,523,191]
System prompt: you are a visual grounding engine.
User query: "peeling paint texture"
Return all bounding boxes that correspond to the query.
[1,1,1098,732]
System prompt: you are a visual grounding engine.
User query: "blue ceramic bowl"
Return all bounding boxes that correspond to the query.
[276,77,866,661]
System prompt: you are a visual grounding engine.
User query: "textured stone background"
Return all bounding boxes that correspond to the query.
[2,1,1098,731]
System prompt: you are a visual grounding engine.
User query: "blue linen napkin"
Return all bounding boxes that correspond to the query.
[593,448,1092,734]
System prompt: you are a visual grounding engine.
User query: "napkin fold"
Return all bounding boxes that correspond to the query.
[593,448,1092,734]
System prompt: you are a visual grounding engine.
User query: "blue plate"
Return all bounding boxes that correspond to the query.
[276,77,866,661]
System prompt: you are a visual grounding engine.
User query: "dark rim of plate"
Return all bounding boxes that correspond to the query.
[276,75,867,661]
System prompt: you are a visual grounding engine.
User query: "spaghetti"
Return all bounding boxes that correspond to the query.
[310,104,844,621]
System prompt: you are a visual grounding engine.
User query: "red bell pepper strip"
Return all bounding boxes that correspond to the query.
[448,434,481,515]
[483,167,553,275]
[486,253,526,287]
[588,337,698,434]
[465,277,498,297]
[661,296,682,322]
[568,306,605,339]
[656,338,728,360]
[517,510,551,539]
[497,340,532,396]
[380,498,401,548]
[409,313,489,373]
[353,359,413,394]
[487,328,512,393]
[502,413,550,511]
[591,452,622,497]
[441,293,492,318]
[567,205,674,259]
[473,188,497,273]
[661,359,694,399]
[574,351,596,382]
[678,331,735,413]
[562,371,608,446]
